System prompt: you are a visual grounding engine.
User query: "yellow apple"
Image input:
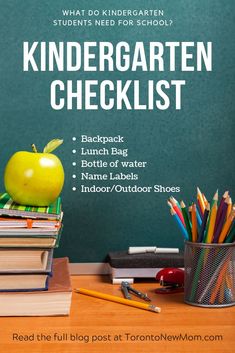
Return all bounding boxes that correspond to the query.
[4,139,64,206]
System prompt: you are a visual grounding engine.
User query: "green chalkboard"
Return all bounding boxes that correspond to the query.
[0,0,234,262]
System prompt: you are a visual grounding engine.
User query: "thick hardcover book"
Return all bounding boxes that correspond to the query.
[0,257,72,316]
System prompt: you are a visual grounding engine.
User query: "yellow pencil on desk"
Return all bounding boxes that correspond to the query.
[75,288,161,313]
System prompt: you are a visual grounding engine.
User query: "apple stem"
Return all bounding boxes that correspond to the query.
[31,144,38,153]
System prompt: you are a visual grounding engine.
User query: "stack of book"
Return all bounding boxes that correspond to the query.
[0,193,72,316]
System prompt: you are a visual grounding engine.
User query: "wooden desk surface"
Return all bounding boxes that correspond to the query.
[0,275,234,353]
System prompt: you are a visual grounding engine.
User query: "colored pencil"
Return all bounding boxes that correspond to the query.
[203,190,218,243]
[188,205,192,221]
[191,204,198,242]
[214,191,229,232]
[169,190,235,244]
[170,208,188,240]
[204,200,217,243]
[75,288,161,313]
[189,243,210,302]
[211,190,219,207]
[197,187,206,215]
[209,255,231,304]
[202,193,208,207]
[168,198,185,227]
[224,220,235,243]
[198,203,210,242]
[218,277,226,304]
[180,200,192,241]
[226,197,232,219]
[167,200,173,209]
[218,208,235,243]
[197,247,232,304]
[196,205,202,227]
[170,196,181,209]
[213,197,230,243]
[225,269,233,293]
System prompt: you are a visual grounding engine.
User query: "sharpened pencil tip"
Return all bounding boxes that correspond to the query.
[213,190,219,201]
[167,200,173,208]
[223,191,229,198]
[169,196,177,205]
[197,187,201,194]
[225,196,230,204]
[180,200,186,208]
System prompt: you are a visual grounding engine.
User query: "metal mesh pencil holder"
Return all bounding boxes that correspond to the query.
[184,241,235,308]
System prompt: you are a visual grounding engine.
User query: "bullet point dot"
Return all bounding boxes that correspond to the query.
[72,187,76,191]
[72,162,76,166]
[72,174,76,178]
[72,149,76,154]
[72,137,76,141]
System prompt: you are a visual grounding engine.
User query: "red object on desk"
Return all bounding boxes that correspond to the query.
[155,268,184,294]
